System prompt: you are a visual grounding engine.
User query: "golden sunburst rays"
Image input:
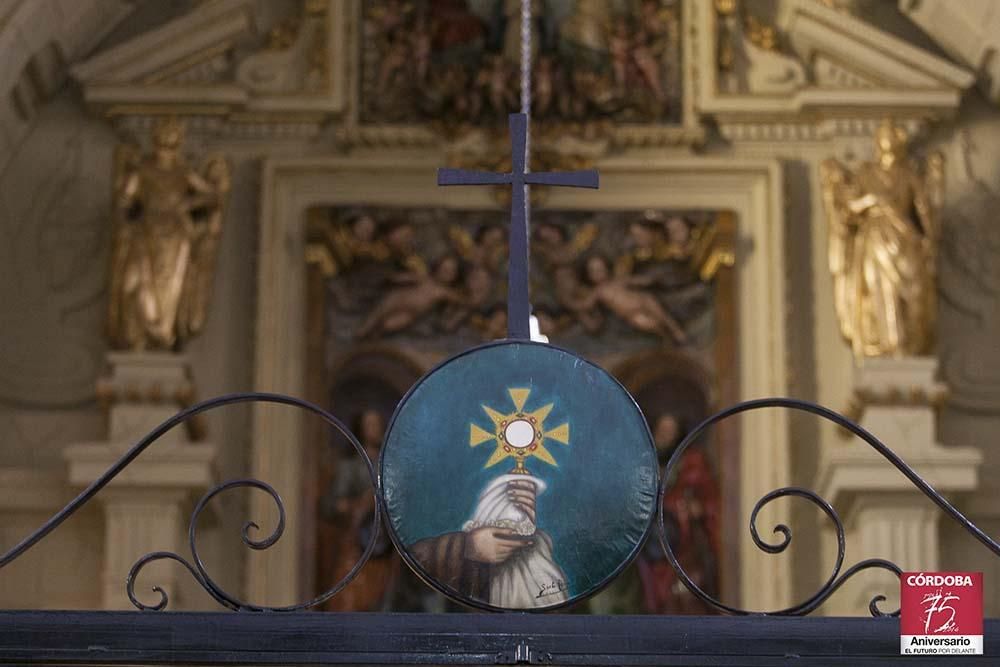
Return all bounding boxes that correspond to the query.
[469,387,570,474]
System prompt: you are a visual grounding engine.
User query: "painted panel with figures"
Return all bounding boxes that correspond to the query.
[305,205,734,614]
[361,0,683,127]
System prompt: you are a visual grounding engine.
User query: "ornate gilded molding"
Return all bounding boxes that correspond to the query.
[306,206,732,349]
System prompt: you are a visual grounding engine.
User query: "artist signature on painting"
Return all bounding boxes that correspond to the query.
[537,579,568,599]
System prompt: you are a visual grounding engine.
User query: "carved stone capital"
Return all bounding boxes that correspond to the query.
[818,357,981,526]
[63,351,216,610]
[841,357,950,427]
[94,353,202,447]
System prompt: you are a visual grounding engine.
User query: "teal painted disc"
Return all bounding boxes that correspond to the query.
[380,340,658,611]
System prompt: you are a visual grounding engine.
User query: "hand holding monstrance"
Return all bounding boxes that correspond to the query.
[402,387,571,606]
[464,480,537,564]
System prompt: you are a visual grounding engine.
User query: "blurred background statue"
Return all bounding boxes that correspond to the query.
[319,409,399,611]
[107,117,231,351]
[820,119,944,359]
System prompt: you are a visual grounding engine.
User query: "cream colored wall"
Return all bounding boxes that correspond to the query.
[0,0,999,617]
[0,95,112,609]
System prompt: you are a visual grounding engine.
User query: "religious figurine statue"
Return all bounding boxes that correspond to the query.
[534,222,598,268]
[319,409,398,611]
[637,413,720,614]
[534,223,604,332]
[476,54,516,119]
[107,117,231,351]
[715,0,806,95]
[820,119,944,359]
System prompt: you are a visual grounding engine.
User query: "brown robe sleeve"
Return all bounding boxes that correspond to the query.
[409,532,491,601]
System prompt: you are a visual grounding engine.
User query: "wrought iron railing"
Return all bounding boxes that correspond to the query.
[2,392,998,615]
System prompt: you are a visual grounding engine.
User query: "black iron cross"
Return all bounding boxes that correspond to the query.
[438,113,599,340]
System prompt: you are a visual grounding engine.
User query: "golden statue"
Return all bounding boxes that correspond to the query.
[108,117,231,351]
[820,119,944,359]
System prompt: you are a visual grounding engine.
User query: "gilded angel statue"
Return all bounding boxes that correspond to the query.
[107,117,231,351]
[820,119,943,359]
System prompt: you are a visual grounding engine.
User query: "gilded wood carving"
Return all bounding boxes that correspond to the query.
[820,120,943,359]
[307,207,734,352]
[108,118,231,351]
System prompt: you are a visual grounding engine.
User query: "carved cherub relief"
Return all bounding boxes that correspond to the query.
[580,255,687,344]
[356,257,463,339]
[311,208,726,350]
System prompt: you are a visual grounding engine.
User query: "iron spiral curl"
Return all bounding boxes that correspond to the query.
[127,473,380,612]
[657,397,1000,616]
[0,392,380,612]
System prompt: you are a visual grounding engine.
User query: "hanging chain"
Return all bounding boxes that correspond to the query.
[520,0,534,334]
[520,0,532,170]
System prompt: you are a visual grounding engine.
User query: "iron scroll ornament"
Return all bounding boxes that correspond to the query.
[1,392,999,614]
[0,392,381,613]
[658,397,1000,617]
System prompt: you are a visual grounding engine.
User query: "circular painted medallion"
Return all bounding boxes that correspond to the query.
[380,341,658,611]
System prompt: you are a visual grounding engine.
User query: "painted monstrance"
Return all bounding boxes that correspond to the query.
[472,387,570,475]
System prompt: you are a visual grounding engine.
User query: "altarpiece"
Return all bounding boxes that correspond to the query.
[0,0,992,641]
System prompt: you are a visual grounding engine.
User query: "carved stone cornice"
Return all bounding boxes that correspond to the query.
[336,125,438,149]
[65,0,972,149]
[338,122,708,154]
[695,0,974,142]
[901,0,1000,104]
[70,0,349,138]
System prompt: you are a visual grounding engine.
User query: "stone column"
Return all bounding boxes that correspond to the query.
[817,357,981,615]
[64,352,215,610]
